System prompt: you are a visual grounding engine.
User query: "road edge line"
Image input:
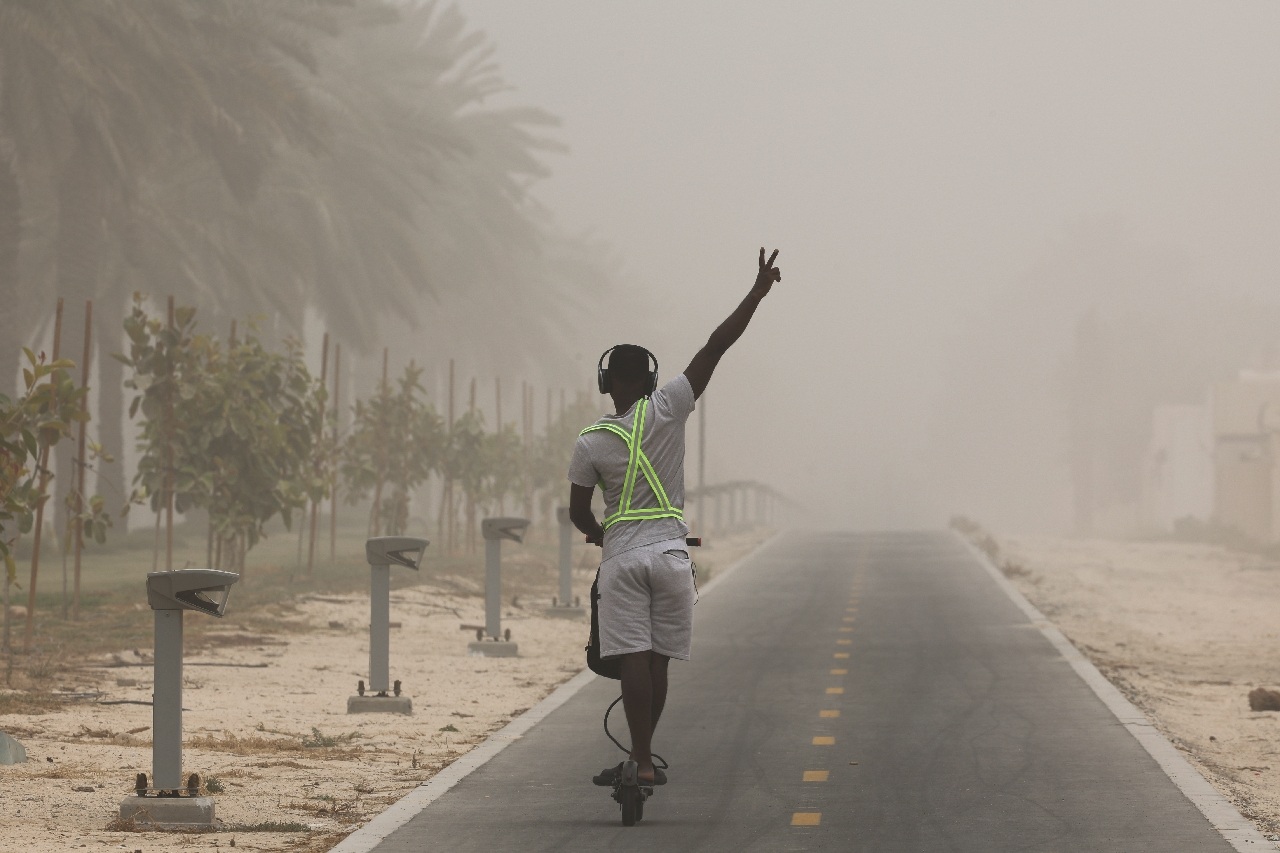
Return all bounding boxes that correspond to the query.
[956,531,1275,852]
[327,529,785,852]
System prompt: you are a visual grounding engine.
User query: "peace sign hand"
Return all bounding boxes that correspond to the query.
[754,248,782,295]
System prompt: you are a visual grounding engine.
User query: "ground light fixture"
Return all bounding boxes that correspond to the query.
[118,569,239,830]
[467,517,529,657]
[349,536,428,714]
[544,507,584,619]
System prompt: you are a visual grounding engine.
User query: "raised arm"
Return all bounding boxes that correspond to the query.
[683,248,781,400]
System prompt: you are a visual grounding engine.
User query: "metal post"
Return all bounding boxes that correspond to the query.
[544,508,583,618]
[557,507,572,606]
[471,518,527,655]
[351,537,426,713]
[153,609,183,791]
[369,563,390,694]
[484,537,501,640]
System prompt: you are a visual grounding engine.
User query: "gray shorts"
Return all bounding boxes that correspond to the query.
[598,537,696,660]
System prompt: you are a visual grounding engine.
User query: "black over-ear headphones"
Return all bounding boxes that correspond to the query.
[597,345,659,396]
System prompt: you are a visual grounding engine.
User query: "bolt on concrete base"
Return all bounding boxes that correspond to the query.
[118,795,216,830]
[347,695,413,714]
[468,640,518,657]
[542,605,586,619]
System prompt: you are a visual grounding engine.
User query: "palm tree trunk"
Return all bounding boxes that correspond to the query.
[0,136,24,396]
[95,303,128,521]
[51,114,105,538]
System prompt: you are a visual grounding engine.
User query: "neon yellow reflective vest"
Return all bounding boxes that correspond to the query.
[580,396,684,531]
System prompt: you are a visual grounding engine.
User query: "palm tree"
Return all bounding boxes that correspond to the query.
[0,0,333,519]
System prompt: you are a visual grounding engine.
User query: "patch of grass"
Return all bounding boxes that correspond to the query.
[0,690,63,714]
[225,820,310,832]
[187,732,306,755]
[107,814,215,834]
[31,762,94,780]
[438,724,458,733]
[203,775,225,793]
[287,796,358,817]
[301,727,361,748]
[253,759,309,769]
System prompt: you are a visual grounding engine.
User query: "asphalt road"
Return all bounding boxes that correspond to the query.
[367,530,1236,852]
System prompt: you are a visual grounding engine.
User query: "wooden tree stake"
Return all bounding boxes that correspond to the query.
[165,296,174,572]
[24,298,63,650]
[330,344,341,562]
[72,300,92,620]
[306,333,328,576]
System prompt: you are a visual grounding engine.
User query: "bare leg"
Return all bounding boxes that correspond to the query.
[619,651,656,784]
[649,652,670,735]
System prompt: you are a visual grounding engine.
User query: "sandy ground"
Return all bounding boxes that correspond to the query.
[0,530,771,852]
[996,534,1280,842]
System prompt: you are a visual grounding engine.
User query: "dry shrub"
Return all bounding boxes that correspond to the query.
[1001,560,1030,578]
[31,761,95,780]
[186,730,361,759]
[289,830,351,852]
[284,796,359,817]
[216,767,262,779]
[187,732,306,755]
[253,759,310,769]
[0,690,63,715]
[1248,687,1280,712]
[199,632,286,648]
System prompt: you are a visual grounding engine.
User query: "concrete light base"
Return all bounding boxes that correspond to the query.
[542,605,585,620]
[118,794,216,830]
[468,640,519,657]
[347,695,413,714]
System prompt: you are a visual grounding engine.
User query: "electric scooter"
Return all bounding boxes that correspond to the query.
[588,536,700,827]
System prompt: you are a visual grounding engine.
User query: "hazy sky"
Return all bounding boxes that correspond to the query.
[456,1,1280,532]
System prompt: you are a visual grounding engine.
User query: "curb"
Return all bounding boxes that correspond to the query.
[956,531,1276,852]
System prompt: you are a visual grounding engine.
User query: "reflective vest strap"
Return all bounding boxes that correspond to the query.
[579,398,683,530]
[619,398,646,519]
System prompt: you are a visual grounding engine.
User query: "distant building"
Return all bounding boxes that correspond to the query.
[1142,403,1212,533]
[1210,371,1280,542]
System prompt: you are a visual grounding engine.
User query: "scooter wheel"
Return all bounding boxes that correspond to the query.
[636,795,644,822]
[620,784,639,827]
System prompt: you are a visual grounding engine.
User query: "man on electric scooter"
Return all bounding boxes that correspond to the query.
[568,248,783,789]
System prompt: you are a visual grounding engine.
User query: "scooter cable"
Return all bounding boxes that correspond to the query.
[603,695,668,770]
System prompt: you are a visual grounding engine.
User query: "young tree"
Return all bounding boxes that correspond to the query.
[0,349,88,571]
[341,363,444,537]
[120,297,325,572]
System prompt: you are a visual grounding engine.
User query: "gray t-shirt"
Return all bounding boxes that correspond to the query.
[568,374,695,560]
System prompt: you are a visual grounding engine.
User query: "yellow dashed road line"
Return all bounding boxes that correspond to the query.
[820,709,840,718]
[791,812,822,826]
[803,770,829,782]
[812,736,835,745]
